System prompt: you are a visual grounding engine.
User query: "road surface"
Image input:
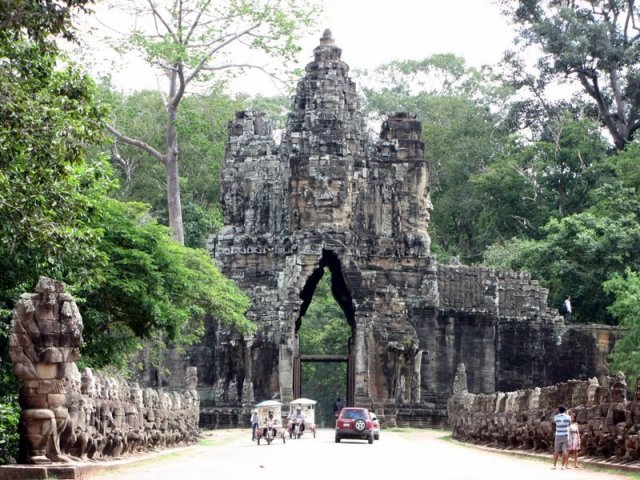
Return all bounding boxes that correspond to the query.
[93,429,631,480]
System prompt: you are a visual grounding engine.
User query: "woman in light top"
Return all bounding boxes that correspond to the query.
[568,411,581,469]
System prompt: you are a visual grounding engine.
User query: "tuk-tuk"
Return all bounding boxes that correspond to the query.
[254,400,286,445]
[287,398,317,438]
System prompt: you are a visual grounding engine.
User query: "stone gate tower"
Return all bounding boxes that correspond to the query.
[198,30,614,427]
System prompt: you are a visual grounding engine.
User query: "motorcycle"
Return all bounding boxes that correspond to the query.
[260,420,275,445]
[288,398,317,438]
[289,417,304,439]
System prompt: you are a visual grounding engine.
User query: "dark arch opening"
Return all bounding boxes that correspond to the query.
[294,249,356,416]
[296,249,355,335]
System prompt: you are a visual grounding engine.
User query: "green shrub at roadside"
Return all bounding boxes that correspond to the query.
[0,395,19,464]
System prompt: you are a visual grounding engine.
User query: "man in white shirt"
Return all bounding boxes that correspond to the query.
[288,407,306,435]
[563,296,572,321]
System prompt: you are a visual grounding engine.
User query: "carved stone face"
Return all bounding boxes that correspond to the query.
[81,368,96,397]
[129,384,144,408]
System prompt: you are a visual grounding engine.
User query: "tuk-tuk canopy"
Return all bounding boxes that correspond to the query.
[255,400,283,408]
[290,398,316,406]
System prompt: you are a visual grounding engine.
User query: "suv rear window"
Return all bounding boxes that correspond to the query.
[341,408,368,419]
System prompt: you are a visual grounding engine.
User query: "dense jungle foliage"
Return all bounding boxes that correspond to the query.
[1,0,640,462]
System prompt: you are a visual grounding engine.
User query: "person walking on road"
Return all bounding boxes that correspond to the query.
[250,409,259,441]
[552,405,571,470]
[333,396,344,419]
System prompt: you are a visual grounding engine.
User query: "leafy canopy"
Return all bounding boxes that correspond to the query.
[0,36,112,316]
[79,198,253,369]
[100,82,243,247]
[472,116,608,243]
[500,0,640,149]
[605,268,640,388]
[100,0,321,244]
[0,2,253,374]
[482,142,640,324]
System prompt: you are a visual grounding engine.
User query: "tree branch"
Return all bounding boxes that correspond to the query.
[510,215,534,230]
[147,0,177,42]
[178,0,183,43]
[624,0,633,43]
[0,198,24,217]
[188,32,238,49]
[184,0,212,44]
[627,118,640,139]
[201,62,284,84]
[609,66,626,122]
[170,63,187,108]
[185,22,262,84]
[577,72,626,148]
[104,123,167,165]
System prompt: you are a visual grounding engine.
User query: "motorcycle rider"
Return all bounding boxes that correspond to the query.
[262,410,279,438]
[288,407,306,435]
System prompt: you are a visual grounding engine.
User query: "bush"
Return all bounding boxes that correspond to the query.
[0,395,19,464]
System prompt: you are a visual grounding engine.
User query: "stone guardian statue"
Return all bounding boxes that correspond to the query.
[8,277,83,464]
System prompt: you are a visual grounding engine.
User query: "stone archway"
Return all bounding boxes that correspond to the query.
[292,249,356,407]
[198,29,615,428]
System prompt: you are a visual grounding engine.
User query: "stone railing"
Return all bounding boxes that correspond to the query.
[8,277,200,464]
[447,363,640,463]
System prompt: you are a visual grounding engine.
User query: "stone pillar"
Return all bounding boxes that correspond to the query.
[241,337,255,404]
[354,315,371,405]
[279,333,294,403]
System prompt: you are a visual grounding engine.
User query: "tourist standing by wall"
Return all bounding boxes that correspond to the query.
[568,412,581,469]
[552,405,571,469]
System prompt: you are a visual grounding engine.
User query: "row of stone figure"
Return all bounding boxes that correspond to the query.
[451,404,640,461]
[448,366,640,463]
[52,365,200,461]
[15,364,200,464]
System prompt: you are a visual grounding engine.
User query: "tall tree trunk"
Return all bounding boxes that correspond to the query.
[166,71,184,245]
[166,150,184,244]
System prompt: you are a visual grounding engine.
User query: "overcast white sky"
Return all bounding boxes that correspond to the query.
[308,0,514,69]
[79,0,516,95]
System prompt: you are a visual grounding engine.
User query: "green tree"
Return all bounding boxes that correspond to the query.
[0,38,111,320]
[78,199,253,369]
[472,117,608,243]
[483,143,640,323]
[500,0,640,150]
[604,268,640,387]
[0,395,19,464]
[0,1,105,456]
[0,0,253,377]
[0,0,93,44]
[299,271,350,356]
[100,83,243,247]
[102,0,320,244]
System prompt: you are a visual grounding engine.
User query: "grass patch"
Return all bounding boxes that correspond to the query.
[92,448,195,477]
[199,438,227,447]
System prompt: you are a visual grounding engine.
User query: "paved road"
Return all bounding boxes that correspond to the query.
[94,429,631,480]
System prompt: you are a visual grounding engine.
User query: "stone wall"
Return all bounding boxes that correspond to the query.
[9,277,200,464]
[448,364,640,462]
